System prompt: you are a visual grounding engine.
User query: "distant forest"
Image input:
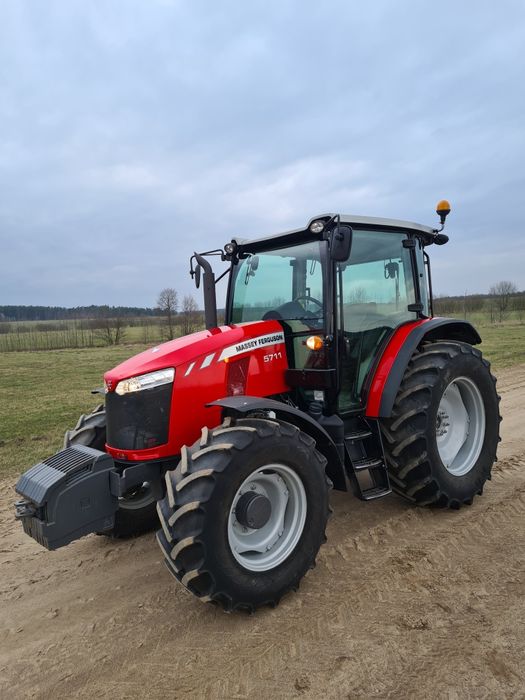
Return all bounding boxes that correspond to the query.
[0,305,163,322]
[1,288,524,323]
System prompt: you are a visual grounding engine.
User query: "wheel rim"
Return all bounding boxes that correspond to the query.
[227,464,307,572]
[436,377,486,476]
[119,482,155,510]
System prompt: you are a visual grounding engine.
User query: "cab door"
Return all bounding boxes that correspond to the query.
[336,230,421,413]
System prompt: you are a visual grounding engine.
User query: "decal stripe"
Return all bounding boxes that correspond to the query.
[184,362,196,377]
[200,353,215,369]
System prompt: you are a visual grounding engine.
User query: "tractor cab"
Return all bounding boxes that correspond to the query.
[224,215,436,417]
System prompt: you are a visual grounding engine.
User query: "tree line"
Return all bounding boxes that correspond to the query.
[0,304,162,322]
[0,290,205,350]
[434,282,524,322]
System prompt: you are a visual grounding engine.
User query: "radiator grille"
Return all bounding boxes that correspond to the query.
[105,382,172,451]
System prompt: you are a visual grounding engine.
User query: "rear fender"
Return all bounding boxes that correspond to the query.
[366,318,482,418]
[208,396,348,491]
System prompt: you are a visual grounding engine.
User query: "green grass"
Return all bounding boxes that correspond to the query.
[477,322,525,368]
[436,314,525,368]
[0,344,148,478]
[0,323,524,479]
[0,322,164,351]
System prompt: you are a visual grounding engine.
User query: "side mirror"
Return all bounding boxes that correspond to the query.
[330,224,353,262]
[194,264,201,289]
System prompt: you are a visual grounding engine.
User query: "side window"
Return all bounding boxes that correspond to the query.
[337,230,418,411]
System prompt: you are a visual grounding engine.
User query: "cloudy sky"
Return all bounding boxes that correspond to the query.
[1,0,524,308]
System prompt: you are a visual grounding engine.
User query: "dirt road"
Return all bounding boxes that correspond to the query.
[1,365,524,699]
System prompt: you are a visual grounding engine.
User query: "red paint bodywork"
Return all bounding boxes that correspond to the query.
[365,319,431,417]
[104,320,289,461]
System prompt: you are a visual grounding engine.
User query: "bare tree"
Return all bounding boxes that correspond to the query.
[180,295,199,335]
[489,281,518,322]
[92,307,127,345]
[157,288,178,340]
[346,286,368,304]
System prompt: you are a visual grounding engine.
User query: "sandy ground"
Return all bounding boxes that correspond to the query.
[1,366,524,700]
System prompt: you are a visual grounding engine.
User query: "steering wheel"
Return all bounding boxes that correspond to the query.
[293,295,323,315]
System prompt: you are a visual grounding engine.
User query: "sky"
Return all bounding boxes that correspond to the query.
[1,0,524,308]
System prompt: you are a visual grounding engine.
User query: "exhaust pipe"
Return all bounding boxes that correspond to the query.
[194,253,218,330]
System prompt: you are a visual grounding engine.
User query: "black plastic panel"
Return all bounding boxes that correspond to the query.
[15,444,117,550]
[106,383,172,451]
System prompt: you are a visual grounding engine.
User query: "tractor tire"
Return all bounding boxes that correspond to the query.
[156,417,330,612]
[380,340,501,508]
[64,405,158,537]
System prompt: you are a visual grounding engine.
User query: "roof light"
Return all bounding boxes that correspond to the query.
[436,199,451,225]
[224,242,237,255]
[309,220,324,234]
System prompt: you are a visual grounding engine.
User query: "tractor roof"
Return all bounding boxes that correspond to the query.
[233,214,437,252]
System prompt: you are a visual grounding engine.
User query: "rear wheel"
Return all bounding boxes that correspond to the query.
[380,341,501,508]
[156,417,330,611]
[64,405,158,537]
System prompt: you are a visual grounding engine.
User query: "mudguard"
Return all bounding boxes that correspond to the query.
[366,318,482,418]
[208,396,348,491]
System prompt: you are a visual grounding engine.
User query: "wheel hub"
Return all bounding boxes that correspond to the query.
[227,465,307,572]
[436,408,451,437]
[235,492,272,530]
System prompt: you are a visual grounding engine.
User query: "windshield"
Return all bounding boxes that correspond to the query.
[230,240,326,324]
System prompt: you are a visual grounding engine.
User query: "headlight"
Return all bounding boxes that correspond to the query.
[115,368,175,396]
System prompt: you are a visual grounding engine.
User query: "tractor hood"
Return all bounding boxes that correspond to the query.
[104,320,284,390]
[103,318,290,462]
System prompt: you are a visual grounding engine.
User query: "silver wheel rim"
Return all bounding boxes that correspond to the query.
[119,482,155,510]
[436,377,486,476]
[227,464,307,572]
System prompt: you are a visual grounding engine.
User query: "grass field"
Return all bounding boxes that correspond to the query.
[471,321,525,368]
[0,321,165,352]
[1,324,523,478]
[0,344,148,477]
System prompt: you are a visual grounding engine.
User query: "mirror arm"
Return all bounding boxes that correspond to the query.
[215,267,230,285]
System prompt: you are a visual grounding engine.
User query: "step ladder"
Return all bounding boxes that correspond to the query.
[344,417,391,501]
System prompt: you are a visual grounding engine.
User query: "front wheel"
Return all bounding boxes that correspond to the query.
[380,340,501,508]
[156,417,330,612]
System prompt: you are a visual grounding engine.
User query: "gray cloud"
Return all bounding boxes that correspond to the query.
[1,0,525,307]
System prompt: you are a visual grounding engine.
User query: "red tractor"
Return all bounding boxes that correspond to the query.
[15,202,501,611]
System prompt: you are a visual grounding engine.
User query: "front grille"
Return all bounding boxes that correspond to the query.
[106,383,172,451]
